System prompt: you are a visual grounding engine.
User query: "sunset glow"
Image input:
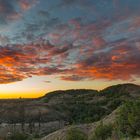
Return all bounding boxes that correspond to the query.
[0,0,140,98]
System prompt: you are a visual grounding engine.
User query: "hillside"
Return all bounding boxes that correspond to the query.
[41,107,120,140]
[40,83,140,124]
[40,83,140,140]
[0,83,139,139]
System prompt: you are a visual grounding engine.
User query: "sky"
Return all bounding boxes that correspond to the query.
[0,0,140,98]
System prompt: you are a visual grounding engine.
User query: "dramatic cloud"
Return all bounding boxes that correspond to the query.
[0,27,140,84]
[0,41,72,83]
[0,0,140,84]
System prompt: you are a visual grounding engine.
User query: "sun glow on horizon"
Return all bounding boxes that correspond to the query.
[0,75,138,99]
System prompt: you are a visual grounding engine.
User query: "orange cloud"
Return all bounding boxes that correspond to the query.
[0,14,140,84]
[19,0,36,11]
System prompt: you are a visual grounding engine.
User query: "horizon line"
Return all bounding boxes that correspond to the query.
[0,83,138,99]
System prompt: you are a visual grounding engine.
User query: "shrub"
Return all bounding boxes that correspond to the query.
[116,100,140,137]
[69,103,107,124]
[90,122,113,140]
[7,132,29,140]
[66,128,88,140]
[33,133,40,138]
[107,99,122,110]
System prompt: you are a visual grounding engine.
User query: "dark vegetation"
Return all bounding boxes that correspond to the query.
[65,100,140,140]
[66,128,88,140]
[7,133,29,140]
[90,123,113,140]
[43,84,137,124]
[117,100,140,138]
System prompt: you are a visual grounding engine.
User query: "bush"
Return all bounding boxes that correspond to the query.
[7,132,29,140]
[33,133,40,138]
[69,103,107,124]
[116,100,140,137]
[107,99,122,110]
[66,128,88,140]
[90,122,113,140]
